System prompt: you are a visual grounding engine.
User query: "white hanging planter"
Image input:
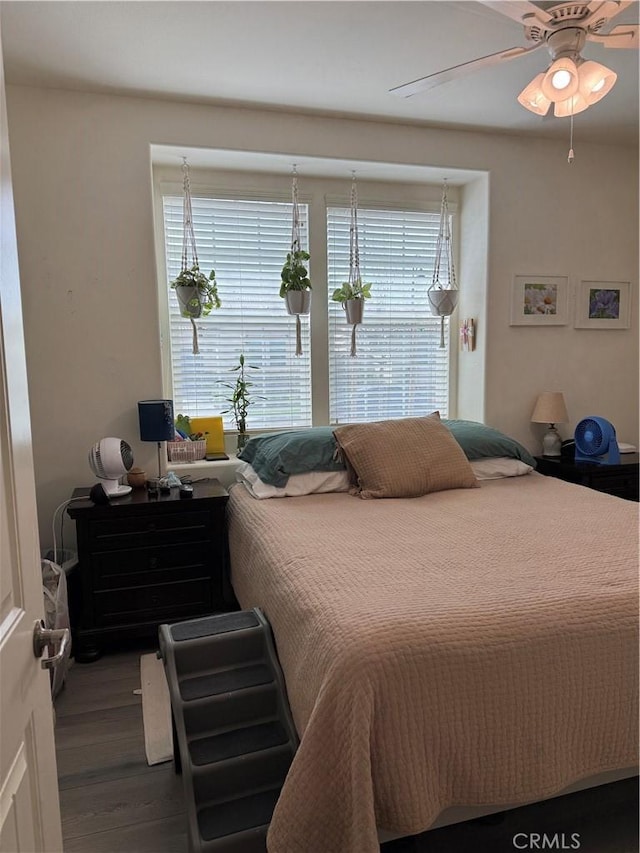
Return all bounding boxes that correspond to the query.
[280,167,311,357]
[330,174,371,357]
[344,298,364,325]
[285,290,311,316]
[170,159,221,354]
[176,285,204,319]
[429,181,459,349]
[427,288,459,318]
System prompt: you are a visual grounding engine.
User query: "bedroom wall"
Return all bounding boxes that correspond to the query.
[4,84,638,548]
[457,174,489,420]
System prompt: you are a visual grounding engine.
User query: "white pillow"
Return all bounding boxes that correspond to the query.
[235,461,350,499]
[470,457,533,480]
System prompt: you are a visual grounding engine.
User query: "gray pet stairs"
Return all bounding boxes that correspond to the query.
[158,609,299,853]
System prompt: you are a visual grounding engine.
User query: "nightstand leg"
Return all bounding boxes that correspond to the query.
[73,637,102,663]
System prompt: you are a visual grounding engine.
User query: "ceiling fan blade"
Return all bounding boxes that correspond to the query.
[589,23,639,46]
[477,1,553,25]
[389,43,543,98]
[580,0,634,27]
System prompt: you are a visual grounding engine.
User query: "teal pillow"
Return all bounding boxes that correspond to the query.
[443,419,537,468]
[238,427,346,487]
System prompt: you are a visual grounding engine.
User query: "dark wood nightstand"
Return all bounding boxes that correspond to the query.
[534,453,639,502]
[67,479,236,661]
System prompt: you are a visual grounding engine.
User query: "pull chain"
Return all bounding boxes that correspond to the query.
[568,112,575,165]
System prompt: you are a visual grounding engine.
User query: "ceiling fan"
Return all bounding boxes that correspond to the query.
[390,1,639,118]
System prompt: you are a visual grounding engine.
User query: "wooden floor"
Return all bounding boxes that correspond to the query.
[54,643,187,853]
[54,645,638,853]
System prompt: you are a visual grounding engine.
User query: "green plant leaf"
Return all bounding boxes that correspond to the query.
[280,247,312,296]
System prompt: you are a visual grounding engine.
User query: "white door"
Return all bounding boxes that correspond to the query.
[0,23,64,853]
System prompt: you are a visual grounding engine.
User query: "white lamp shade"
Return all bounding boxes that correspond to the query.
[578,60,617,105]
[531,391,569,425]
[541,57,580,102]
[517,73,552,116]
[554,92,590,117]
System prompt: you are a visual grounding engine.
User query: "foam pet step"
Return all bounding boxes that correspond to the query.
[158,609,299,853]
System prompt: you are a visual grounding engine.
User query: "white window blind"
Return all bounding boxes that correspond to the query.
[327,206,451,424]
[163,196,312,429]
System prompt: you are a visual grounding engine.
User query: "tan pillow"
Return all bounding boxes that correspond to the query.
[333,415,478,499]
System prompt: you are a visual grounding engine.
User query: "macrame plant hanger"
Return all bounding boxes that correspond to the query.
[347,173,363,357]
[290,166,304,357]
[180,157,202,355]
[428,180,459,349]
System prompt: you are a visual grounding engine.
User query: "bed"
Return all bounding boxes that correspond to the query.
[226,418,639,853]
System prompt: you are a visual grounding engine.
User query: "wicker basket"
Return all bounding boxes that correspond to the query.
[167,440,207,463]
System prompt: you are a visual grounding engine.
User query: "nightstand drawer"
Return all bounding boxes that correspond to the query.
[93,578,212,626]
[89,511,212,550]
[589,476,639,500]
[92,542,213,590]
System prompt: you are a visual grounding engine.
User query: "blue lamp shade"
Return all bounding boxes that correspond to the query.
[138,400,174,442]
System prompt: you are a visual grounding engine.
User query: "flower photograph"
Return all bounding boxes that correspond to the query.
[588,287,620,320]
[524,282,558,315]
[510,275,568,326]
[576,280,630,330]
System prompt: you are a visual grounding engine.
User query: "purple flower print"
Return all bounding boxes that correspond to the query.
[589,289,620,320]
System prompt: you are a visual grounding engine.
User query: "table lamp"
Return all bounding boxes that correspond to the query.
[531,392,568,457]
[138,399,174,478]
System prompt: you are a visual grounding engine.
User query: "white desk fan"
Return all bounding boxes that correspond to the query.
[88,437,134,498]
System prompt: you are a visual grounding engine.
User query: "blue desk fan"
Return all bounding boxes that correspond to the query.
[574,417,620,465]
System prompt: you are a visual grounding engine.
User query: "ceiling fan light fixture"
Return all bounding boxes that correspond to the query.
[541,57,580,102]
[553,92,590,118]
[578,60,617,105]
[517,73,551,115]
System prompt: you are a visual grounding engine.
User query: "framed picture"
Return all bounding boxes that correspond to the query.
[510,275,569,326]
[575,280,631,329]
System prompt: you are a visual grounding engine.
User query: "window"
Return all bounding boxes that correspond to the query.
[161,183,456,432]
[327,206,451,424]
[163,196,312,430]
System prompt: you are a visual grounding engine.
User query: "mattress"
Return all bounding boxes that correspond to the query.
[227,473,639,853]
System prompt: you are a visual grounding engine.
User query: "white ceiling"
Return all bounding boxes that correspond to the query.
[1,0,638,146]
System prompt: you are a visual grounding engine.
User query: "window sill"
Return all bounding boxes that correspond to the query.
[168,455,242,489]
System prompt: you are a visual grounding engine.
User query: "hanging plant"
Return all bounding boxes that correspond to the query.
[170,158,221,354]
[331,173,371,356]
[279,167,311,356]
[171,266,220,316]
[428,180,459,349]
[331,280,372,306]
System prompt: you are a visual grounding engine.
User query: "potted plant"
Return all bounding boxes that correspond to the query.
[280,167,311,357]
[333,173,371,356]
[171,265,221,319]
[331,279,372,325]
[221,353,260,453]
[172,158,222,355]
[279,249,312,316]
[428,181,459,348]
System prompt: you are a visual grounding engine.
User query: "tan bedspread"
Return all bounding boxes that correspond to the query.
[227,473,639,853]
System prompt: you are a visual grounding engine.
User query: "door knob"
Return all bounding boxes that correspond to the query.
[33,620,71,670]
